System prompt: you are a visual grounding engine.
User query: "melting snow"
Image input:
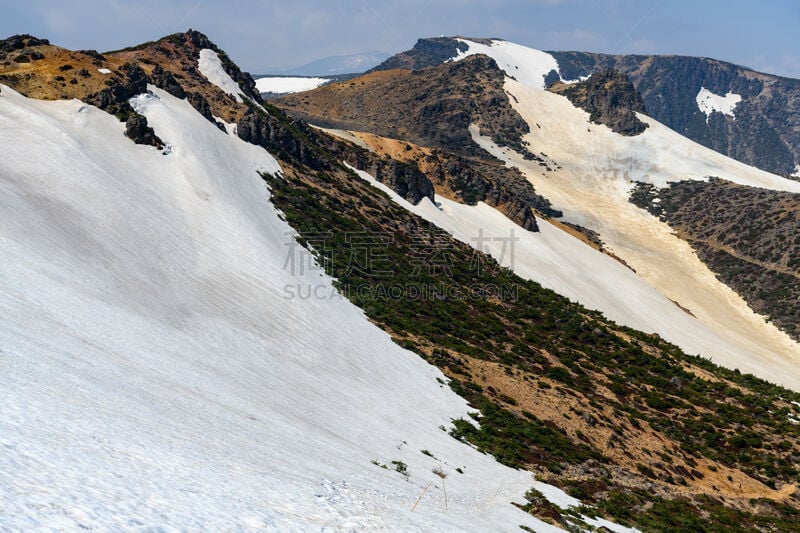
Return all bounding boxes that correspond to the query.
[696,87,742,123]
[347,158,800,391]
[255,76,328,94]
[0,84,555,531]
[198,48,245,102]
[470,75,800,390]
[451,38,562,90]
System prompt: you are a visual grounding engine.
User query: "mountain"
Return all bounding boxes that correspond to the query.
[371,37,800,178]
[3,29,800,532]
[548,51,800,178]
[277,38,800,371]
[0,31,563,532]
[264,50,391,76]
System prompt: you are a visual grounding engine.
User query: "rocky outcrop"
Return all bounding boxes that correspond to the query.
[86,63,147,117]
[551,70,648,136]
[0,34,50,52]
[549,51,800,175]
[370,37,468,72]
[369,159,435,205]
[125,113,164,149]
[237,109,331,171]
[149,64,185,98]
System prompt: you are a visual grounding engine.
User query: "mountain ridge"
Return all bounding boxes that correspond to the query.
[3,28,800,531]
[369,36,800,177]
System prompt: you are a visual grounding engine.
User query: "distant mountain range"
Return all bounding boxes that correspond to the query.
[261,50,390,76]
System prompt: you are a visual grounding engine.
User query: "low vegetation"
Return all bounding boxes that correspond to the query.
[260,110,800,528]
[631,178,800,341]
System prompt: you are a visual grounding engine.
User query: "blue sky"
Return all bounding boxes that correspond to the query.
[2,0,800,77]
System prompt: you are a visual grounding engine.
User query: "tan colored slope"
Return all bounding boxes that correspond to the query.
[0,34,252,124]
[0,45,127,100]
[459,356,795,505]
[473,79,800,390]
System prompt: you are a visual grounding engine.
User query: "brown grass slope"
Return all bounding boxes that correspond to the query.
[631,178,800,342]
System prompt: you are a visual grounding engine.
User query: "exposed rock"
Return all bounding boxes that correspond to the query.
[150,64,186,98]
[237,109,330,171]
[370,37,468,72]
[0,35,49,52]
[371,159,435,204]
[86,63,147,117]
[78,49,105,61]
[125,113,164,149]
[186,91,218,126]
[550,69,648,136]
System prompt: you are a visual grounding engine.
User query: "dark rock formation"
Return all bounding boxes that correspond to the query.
[78,49,105,61]
[150,64,186,98]
[125,113,164,148]
[86,63,148,117]
[237,109,330,171]
[552,70,648,136]
[186,91,218,125]
[334,147,435,205]
[0,35,50,52]
[371,159,434,205]
[370,37,468,72]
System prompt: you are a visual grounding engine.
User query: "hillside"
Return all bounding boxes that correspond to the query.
[371,36,800,177]
[0,31,563,532]
[631,178,800,342]
[548,51,800,177]
[3,29,800,532]
[260,109,800,530]
[276,53,561,230]
[274,37,800,378]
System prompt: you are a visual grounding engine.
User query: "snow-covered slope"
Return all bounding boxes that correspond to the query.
[444,39,800,389]
[198,48,245,102]
[349,164,800,391]
[0,84,563,531]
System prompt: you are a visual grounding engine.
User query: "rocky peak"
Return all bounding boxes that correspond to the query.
[0,34,50,52]
[370,37,468,72]
[550,69,648,136]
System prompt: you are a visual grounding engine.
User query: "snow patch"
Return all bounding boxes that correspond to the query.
[198,48,244,102]
[255,76,328,94]
[792,165,800,178]
[696,87,742,123]
[451,38,561,89]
